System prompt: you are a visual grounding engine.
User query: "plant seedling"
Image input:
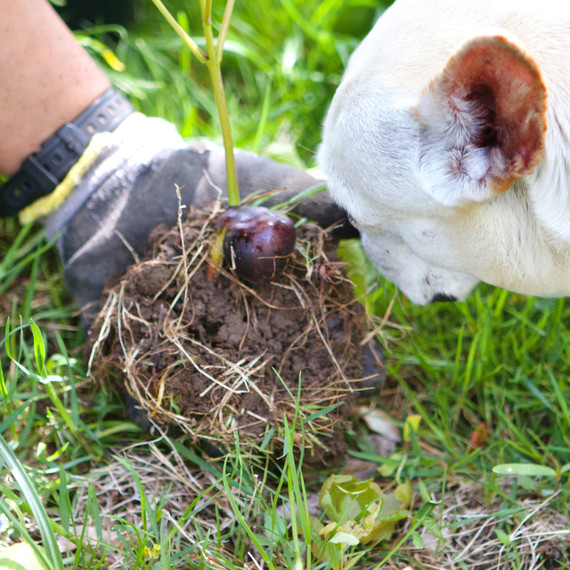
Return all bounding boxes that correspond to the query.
[151,0,296,282]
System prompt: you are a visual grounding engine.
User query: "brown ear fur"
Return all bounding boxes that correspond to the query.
[434,35,547,192]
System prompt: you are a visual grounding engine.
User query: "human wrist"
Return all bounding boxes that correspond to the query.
[0,88,134,218]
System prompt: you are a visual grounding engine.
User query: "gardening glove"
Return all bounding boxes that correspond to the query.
[3,98,355,320]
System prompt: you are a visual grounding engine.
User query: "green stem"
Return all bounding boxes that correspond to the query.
[200,1,240,206]
[150,0,207,62]
[216,0,235,60]
[154,0,240,206]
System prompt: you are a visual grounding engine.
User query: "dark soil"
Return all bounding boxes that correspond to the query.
[89,206,378,465]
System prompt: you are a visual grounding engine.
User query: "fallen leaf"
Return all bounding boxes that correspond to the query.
[358,406,401,442]
[467,422,489,451]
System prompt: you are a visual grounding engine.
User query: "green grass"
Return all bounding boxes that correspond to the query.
[1,0,570,568]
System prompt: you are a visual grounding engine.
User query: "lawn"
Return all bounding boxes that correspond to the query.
[1,0,569,568]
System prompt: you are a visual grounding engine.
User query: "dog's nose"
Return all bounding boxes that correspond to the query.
[430,292,458,303]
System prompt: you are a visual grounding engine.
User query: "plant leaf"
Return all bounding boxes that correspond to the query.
[492,463,556,477]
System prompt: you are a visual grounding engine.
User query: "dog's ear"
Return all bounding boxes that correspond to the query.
[417,35,547,204]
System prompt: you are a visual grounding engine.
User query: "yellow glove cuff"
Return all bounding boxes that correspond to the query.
[19,132,112,224]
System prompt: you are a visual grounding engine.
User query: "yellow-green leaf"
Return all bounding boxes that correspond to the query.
[403,414,421,442]
[0,542,46,570]
[329,532,360,546]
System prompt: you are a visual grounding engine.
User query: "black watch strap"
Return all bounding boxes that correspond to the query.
[0,87,134,217]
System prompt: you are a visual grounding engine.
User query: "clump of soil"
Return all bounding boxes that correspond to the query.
[89,203,379,465]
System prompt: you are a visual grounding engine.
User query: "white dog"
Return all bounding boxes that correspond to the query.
[319,0,570,304]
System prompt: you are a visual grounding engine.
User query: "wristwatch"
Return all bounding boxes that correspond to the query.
[0,87,134,217]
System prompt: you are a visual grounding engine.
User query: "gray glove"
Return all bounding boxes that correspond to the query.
[43,114,355,322]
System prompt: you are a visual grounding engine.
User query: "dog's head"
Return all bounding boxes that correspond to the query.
[319,2,549,304]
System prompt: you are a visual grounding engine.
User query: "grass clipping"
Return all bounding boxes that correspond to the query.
[89,203,379,463]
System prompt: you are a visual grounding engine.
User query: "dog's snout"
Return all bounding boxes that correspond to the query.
[430,292,458,303]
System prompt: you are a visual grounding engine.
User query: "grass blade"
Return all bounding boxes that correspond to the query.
[0,434,64,570]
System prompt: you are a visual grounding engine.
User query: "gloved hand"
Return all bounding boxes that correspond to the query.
[36,112,355,322]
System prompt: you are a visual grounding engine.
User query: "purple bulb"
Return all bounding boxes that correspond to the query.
[217,206,296,282]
